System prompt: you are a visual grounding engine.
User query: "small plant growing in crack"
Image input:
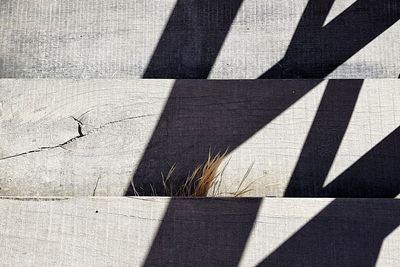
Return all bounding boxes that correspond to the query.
[131,150,256,197]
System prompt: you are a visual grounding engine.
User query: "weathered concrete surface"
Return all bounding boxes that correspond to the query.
[0,0,399,78]
[0,79,399,197]
[0,197,399,267]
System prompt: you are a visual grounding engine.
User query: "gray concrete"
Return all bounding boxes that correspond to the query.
[0,0,399,78]
[0,197,399,266]
[0,79,399,197]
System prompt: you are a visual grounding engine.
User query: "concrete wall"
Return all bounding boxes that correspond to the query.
[1,1,399,265]
[0,197,399,266]
[1,0,399,78]
[1,79,399,197]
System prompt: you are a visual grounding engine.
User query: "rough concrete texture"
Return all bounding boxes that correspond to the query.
[0,197,399,267]
[0,79,399,197]
[0,0,399,78]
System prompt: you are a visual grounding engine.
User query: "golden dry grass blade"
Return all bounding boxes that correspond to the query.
[150,183,157,196]
[161,164,176,196]
[155,149,258,197]
[211,157,230,196]
[231,177,257,197]
[232,162,254,196]
[229,188,252,197]
[192,151,227,197]
[181,165,201,196]
[130,180,140,197]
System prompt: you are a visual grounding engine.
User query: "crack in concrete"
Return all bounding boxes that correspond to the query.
[0,114,155,161]
[93,176,101,196]
[71,116,84,137]
[0,134,84,161]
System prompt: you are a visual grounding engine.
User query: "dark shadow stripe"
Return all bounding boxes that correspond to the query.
[284,80,363,196]
[322,126,400,197]
[126,80,320,196]
[136,0,400,265]
[143,0,243,78]
[257,199,400,267]
[260,0,400,78]
[143,198,262,267]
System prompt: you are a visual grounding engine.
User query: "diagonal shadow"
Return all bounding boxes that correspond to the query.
[131,0,400,195]
[257,199,400,267]
[321,126,400,197]
[138,79,400,266]
[141,128,400,267]
[126,80,320,195]
[143,198,262,267]
[284,80,363,196]
[260,0,400,78]
[256,128,400,266]
[255,84,400,265]
[143,0,243,78]
[131,0,400,265]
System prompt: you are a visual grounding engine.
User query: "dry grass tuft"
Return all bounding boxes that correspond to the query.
[159,150,228,196]
[186,150,228,197]
[132,150,255,197]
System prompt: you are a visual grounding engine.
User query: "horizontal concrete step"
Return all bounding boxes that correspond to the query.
[0,79,399,197]
[0,0,399,78]
[0,197,399,266]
